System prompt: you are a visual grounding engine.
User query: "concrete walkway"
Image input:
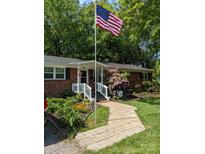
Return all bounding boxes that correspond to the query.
[74,101,145,151]
[44,122,85,154]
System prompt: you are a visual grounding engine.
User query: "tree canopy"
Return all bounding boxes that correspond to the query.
[44,0,160,69]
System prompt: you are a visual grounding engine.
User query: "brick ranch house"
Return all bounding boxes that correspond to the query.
[44,55,153,101]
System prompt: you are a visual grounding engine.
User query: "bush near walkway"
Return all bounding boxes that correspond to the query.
[47,97,90,135]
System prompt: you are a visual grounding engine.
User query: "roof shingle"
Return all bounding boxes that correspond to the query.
[44,55,153,72]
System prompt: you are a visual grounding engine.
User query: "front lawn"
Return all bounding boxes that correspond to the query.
[84,97,160,154]
[80,105,109,132]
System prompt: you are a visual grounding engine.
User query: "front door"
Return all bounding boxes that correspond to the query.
[80,70,87,83]
[96,70,101,83]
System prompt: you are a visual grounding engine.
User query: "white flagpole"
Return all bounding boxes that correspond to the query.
[94,2,97,123]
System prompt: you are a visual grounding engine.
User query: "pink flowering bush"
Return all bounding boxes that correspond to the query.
[107,69,129,98]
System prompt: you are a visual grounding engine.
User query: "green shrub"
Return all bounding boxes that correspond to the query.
[47,97,84,135]
[141,81,160,92]
[82,98,90,104]
[47,98,65,113]
[112,95,119,100]
[60,105,83,134]
[152,80,160,92]
[74,94,83,102]
[142,81,153,92]
[63,88,75,98]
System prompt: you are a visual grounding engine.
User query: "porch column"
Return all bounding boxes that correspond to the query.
[101,66,103,84]
[77,64,80,93]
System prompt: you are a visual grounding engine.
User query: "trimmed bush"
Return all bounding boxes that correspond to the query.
[63,88,75,98]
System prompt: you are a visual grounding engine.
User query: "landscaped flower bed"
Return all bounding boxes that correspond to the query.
[46,96,91,136]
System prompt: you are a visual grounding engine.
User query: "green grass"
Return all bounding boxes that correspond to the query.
[84,97,160,154]
[80,105,109,132]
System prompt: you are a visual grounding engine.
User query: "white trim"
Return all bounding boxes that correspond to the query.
[70,60,107,67]
[53,67,56,79]
[86,68,89,84]
[44,65,67,68]
[44,67,66,80]
[101,66,103,84]
[55,68,66,80]
[77,65,80,93]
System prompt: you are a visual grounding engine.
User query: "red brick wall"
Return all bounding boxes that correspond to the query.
[128,72,141,88]
[44,68,77,97]
[45,68,150,97]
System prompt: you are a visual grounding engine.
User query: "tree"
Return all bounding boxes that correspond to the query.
[44,0,160,69]
[45,0,82,56]
[153,60,160,84]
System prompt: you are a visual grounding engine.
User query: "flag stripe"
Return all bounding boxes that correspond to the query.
[97,17,119,35]
[97,16,120,33]
[110,13,123,23]
[108,19,122,29]
[97,18,118,36]
[108,16,123,27]
[97,23,118,36]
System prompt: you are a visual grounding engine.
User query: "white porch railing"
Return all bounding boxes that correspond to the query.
[97,82,110,100]
[72,83,93,102]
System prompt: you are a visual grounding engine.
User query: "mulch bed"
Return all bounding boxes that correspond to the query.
[132,92,160,99]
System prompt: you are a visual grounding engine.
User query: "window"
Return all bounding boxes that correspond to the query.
[56,68,65,79]
[44,67,65,80]
[44,67,54,79]
[142,73,149,80]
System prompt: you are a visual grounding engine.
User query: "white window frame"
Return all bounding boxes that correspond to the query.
[55,68,66,80]
[44,67,54,80]
[143,73,149,80]
[44,67,66,80]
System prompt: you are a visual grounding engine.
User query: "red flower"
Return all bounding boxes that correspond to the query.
[44,98,48,112]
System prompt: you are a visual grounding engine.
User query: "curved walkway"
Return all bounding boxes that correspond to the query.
[44,122,85,154]
[74,101,145,151]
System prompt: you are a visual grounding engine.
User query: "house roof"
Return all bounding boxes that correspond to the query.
[44,55,153,72]
[44,55,84,67]
[106,63,154,72]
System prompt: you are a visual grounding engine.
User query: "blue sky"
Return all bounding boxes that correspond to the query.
[79,0,116,5]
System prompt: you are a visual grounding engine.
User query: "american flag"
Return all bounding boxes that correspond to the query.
[96,4,123,36]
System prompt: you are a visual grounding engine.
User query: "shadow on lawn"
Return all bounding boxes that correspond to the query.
[120,96,160,105]
[137,97,160,105]
[120,95,160,106]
